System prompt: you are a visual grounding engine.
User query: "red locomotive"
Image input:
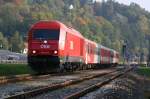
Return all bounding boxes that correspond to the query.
[28,20,119,73]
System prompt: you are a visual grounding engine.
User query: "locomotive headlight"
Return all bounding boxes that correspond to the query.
[54,50,58,54]
[44,40,47,44]
[32,50,36,54]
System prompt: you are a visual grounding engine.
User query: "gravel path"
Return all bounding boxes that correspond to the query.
[0,69,114,99]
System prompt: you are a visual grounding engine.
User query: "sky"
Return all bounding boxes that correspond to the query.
[96,0,150,12]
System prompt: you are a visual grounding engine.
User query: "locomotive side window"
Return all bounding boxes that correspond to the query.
[32,29,59,40]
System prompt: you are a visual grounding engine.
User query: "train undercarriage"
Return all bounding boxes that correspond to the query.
[28,55,115,73]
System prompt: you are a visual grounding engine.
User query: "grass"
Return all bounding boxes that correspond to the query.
[137,67,150,77]
[0,64,34,76]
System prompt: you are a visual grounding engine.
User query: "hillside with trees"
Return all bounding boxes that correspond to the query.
[0,0,150,59]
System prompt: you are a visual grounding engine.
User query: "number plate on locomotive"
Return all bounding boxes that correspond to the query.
[40,44,50,48]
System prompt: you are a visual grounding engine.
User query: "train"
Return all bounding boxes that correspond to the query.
[27,20,119,73]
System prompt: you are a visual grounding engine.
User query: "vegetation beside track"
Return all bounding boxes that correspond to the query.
[137,67,150,77]
[0,64,34,76]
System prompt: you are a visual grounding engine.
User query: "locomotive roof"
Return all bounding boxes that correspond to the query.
[66,26,84,38]
[32,20,65,28]
[85,38,97,45]
[61,22,84,38]
[33,20,84,38]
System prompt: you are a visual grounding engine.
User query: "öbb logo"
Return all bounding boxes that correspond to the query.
[40,44,50,49]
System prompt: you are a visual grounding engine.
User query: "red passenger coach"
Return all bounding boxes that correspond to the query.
[28,20,119,73]
[100,46,111,64]
[84,39,97,64]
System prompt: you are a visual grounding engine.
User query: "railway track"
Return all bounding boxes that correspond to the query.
[0,74,53,85]
[3,67,130,99]
[0,70,96,85]
[0,66,118,85]
[30,68,132,99]
[64,68,132,99]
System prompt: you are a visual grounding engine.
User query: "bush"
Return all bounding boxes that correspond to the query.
[0,64,34,76]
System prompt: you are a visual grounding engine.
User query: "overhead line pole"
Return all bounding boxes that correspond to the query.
[148,38,150,66]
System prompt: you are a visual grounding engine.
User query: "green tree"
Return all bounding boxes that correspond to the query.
[138,15,150,34]
[10,31,24,52]
[0,32,9,50]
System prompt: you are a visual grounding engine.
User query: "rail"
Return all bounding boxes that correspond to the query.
[4,69,121,99]
[64,68,133,99]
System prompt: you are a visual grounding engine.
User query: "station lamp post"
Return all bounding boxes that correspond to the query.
[69,4,73,22]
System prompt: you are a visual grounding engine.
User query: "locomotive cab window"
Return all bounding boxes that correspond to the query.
[32,29,59,40]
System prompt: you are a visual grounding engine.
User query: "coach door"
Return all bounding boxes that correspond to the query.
[85,43,88,64]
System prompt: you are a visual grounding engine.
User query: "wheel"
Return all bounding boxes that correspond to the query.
[58,63,65,72]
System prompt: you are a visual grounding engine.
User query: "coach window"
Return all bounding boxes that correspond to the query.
[87,45,90,54]
[91,46,93,54]
[88,46,89,54]
[111,53,113,57]
[95,48,97,55]
[88,45,90,54]
[96,48,99,55]
[98,48,100,55]
[92,47,94,54]
[90,45,91,54]
[86,44,89,54]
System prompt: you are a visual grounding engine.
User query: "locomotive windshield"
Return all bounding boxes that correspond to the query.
[32,29,59,40]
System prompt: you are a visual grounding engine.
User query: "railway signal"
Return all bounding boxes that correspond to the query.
[122,42,126,65]
[122,44,126,57]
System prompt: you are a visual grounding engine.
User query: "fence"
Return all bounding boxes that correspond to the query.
[0,60,27,64]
